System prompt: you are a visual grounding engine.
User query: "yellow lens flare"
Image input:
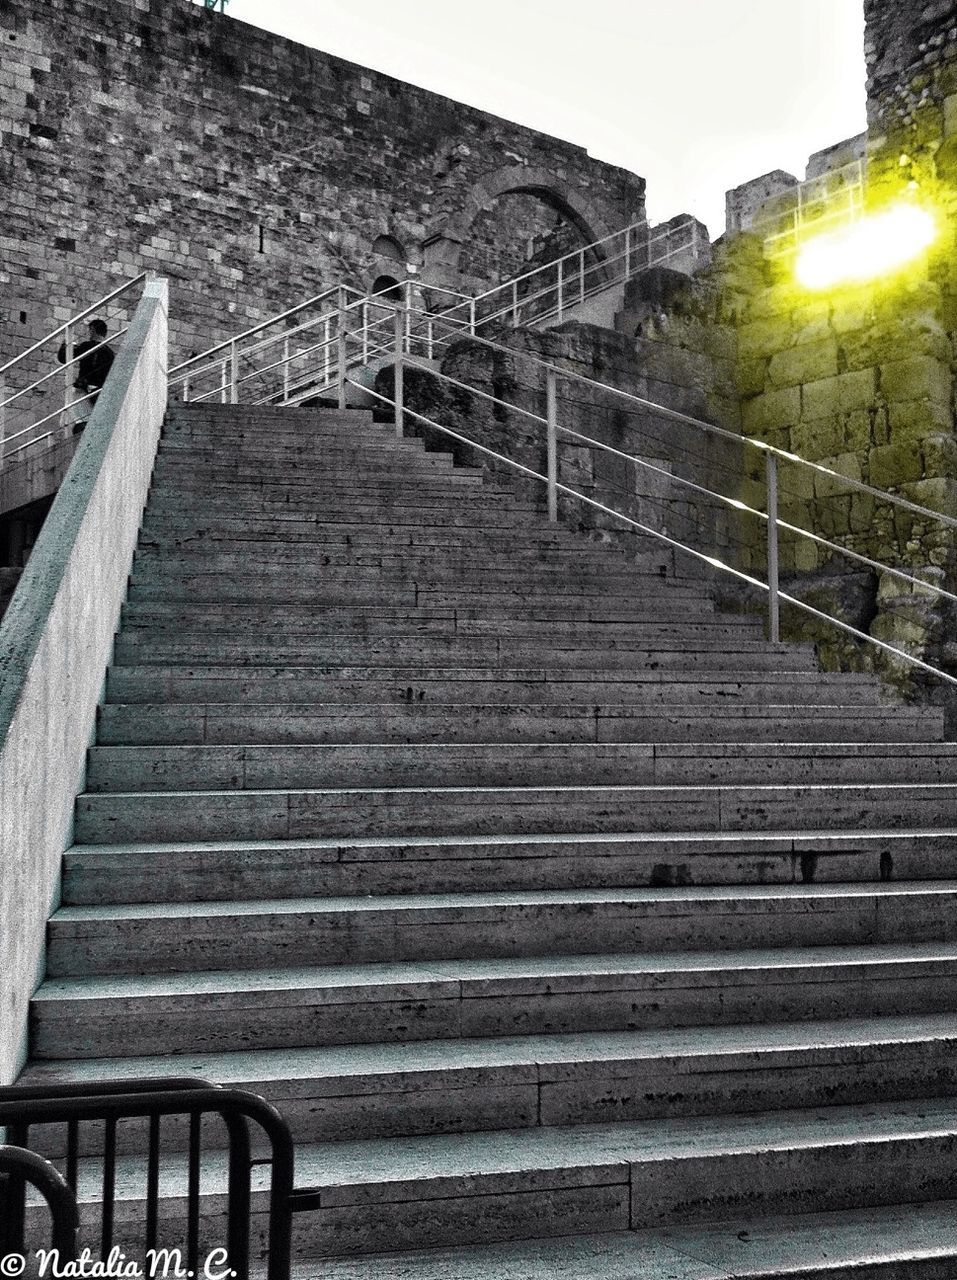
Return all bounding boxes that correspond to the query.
[795,203,937,290]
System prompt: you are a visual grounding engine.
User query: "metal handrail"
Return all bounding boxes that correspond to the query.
[391,301,957,537]
[0,275,146,379]
[354,373,957,689]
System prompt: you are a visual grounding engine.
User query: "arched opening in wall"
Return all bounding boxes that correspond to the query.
[372,274,403,302]
[458,190,597,294]
[371,235,406,265]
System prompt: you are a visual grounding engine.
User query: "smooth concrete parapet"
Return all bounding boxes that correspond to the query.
[0,278,168,1083]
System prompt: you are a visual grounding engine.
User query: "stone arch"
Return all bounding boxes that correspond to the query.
[423,164,620,280]
[371,234,406,264]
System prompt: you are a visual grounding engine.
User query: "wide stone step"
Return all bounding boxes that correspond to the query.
[290,1201,957,1277]
[30,943,957,1057]
[18,1106,957,1263]
[103,668,881,708]
[113,628,808,672]
[98,701,933,745]
[84,742,957,794]
[44,882,957,977]
[144,495,543,521]
[115,604,750,635]
[60,828,957,905]
[137,518,676,561]
[129,557,692,595]
[21,1013,957,1145]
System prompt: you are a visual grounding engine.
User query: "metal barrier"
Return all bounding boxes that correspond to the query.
[0,1144,79,1259]
[0,276,148,468]
[0,1078,300,1280]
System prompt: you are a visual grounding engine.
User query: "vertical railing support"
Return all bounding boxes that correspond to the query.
[229,341,239,405]
[624,228,631,279]
[282,337,290,405]
[61,322,73,435]
[766,451,780,643]
[512,280,518,326]
[404,282,413,355]
[557,260,563,322]
[546,368,558,523]
[220,359,228,405]
[469,298,476,336]
[393,304,404,439]
[579,250,585,304]
[0,378,7,473]
[337,286,347,411]
[323,316,331,388]
[361,301,369,364]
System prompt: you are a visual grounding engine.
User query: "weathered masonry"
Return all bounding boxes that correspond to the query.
[0,0,645,369]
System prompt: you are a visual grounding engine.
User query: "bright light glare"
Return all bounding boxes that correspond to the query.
[795,203,937,289]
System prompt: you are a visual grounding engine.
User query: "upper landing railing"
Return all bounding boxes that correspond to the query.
[749,158,866,259]
[167,218,699,407]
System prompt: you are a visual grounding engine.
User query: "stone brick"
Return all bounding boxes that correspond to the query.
[880,356,952,407]
[767,340,839,389]
[801,370,878,421]
[741,386,801,435]
[869,443,924,488]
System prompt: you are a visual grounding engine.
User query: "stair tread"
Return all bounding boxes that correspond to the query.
[33,940,957,1001]
[48,880,957,924]
[284,1200,957,1278]
[22,1010,957,1087]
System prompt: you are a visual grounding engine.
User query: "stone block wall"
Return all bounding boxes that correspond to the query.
[0,0,644,375]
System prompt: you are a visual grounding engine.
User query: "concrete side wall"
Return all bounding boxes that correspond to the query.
[0,280,168,1083]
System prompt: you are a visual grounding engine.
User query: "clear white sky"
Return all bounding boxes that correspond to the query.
[196,0,868,239]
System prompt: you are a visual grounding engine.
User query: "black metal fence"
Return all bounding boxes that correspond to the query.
[0,1078,297,1280]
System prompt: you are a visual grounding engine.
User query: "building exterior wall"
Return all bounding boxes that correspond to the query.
[0,0,645,374]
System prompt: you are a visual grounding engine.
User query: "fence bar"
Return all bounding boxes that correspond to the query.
[767,451,780,643]
[393,305,404,439]
[557,260,563,322]
[282,338,290,404]
[546,368,558,522]
[229,340,239,405]
[0,377,6,471]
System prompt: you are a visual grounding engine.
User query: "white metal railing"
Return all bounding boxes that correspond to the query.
[0,275,147,469]
[170,218,701,411]
[753,159,867,258]
[286,297,955,692]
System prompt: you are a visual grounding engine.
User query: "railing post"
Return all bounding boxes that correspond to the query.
[282,337,290,405]
[61,321,73,435]
[337,286,347,411]
[362,301,369,363]
[220,358,228,405]
[512,280,518,326]
[182,375,190,403]
[766,451,780,643]
[229,340,239,405]
[624,227,631,278]
[557,260,563,322]
[404,282,412,355]
[393,304,404,439]
[0,377,6,472]
[323,316,331,388]
[469,298,476,336]
[579,250,585,303]
[546,368,558,523]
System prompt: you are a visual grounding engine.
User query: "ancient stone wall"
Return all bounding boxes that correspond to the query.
[0,0,644,374]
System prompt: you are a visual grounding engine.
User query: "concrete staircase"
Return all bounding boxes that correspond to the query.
[20,403,957,1276]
